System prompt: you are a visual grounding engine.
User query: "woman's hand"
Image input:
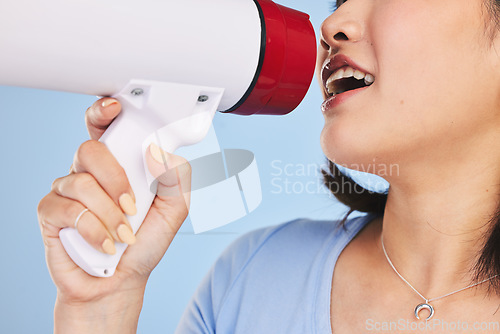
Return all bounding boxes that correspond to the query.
[37,98,191,332]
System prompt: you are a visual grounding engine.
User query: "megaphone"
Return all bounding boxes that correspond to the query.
[0,0,316,277]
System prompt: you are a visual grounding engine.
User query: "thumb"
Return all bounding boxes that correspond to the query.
[145,144,191,212]
[85,98,122,140]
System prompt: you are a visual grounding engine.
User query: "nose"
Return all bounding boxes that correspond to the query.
[320,4,364,53]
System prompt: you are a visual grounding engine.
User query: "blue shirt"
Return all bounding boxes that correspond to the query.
[175,214,375,333]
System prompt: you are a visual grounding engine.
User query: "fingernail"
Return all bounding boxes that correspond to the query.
[119,193,137,216]
[101,99,117,108]
[117,224,136,245]
[102,239,116,255]
[150,143,166,164]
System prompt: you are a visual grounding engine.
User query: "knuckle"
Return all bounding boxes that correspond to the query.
[107,166,128,188]
[76,140,103,162]
[182,159,192,172]
[72,172,96,192]
[51,176,64,190]
[85,105,94,117]
[172,155,190,167]
[86,99,102,116]
[37,195,49,218]
[63,201,79,223]
[171,156,190,173]
[102,205,121,224]
[78,219,108,251]
[177,160,192,178]
[156,197,189,223]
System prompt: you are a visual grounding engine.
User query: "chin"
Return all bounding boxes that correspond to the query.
[320,121,384,171]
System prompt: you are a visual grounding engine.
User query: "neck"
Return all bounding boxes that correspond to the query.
[380,139,500,298]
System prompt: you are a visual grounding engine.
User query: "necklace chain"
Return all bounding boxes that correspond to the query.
[380,234,498,304]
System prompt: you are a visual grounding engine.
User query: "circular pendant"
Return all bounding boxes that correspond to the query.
[415,303,434,321]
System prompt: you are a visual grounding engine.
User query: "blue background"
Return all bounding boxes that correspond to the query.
[0,1,354,332]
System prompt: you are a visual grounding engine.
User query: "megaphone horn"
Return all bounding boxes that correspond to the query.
[0,0,317,276]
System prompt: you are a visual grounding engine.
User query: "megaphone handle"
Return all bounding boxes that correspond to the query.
[59,80,223,277]
[58,108,160,277]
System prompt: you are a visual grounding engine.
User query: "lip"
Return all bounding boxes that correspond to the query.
[321,86,369,113]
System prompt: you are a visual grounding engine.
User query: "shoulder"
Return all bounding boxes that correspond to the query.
[219,218,343,266]
[222,215,374,265]
[225,219,338,256]
[206,218,343,302]
[211,216,372,309]
[176,215,374,333]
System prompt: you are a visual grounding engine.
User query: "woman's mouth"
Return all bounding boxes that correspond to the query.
[325,66,374,96]
[321,55,375,112]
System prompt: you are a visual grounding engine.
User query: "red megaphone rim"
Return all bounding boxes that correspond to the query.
[223,0,317,115]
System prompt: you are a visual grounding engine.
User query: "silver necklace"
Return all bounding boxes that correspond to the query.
[381,234,498,321]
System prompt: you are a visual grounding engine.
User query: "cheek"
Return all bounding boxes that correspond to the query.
[320,3,434,165]
[321,0,497,167]
[368,2,491,145]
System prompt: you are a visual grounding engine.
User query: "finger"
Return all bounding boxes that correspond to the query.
[37,192,116,254]
[146,144,191,225]
[85,97,121,140]
[52,172,136,245]
[72,140,137,216]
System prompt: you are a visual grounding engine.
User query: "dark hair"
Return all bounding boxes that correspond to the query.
[323,0,500,293]
[321,162,387,221]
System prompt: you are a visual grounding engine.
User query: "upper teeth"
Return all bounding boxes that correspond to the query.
[326,66,375,95]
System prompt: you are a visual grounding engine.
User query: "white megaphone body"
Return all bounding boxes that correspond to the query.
[0,0,316,277]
